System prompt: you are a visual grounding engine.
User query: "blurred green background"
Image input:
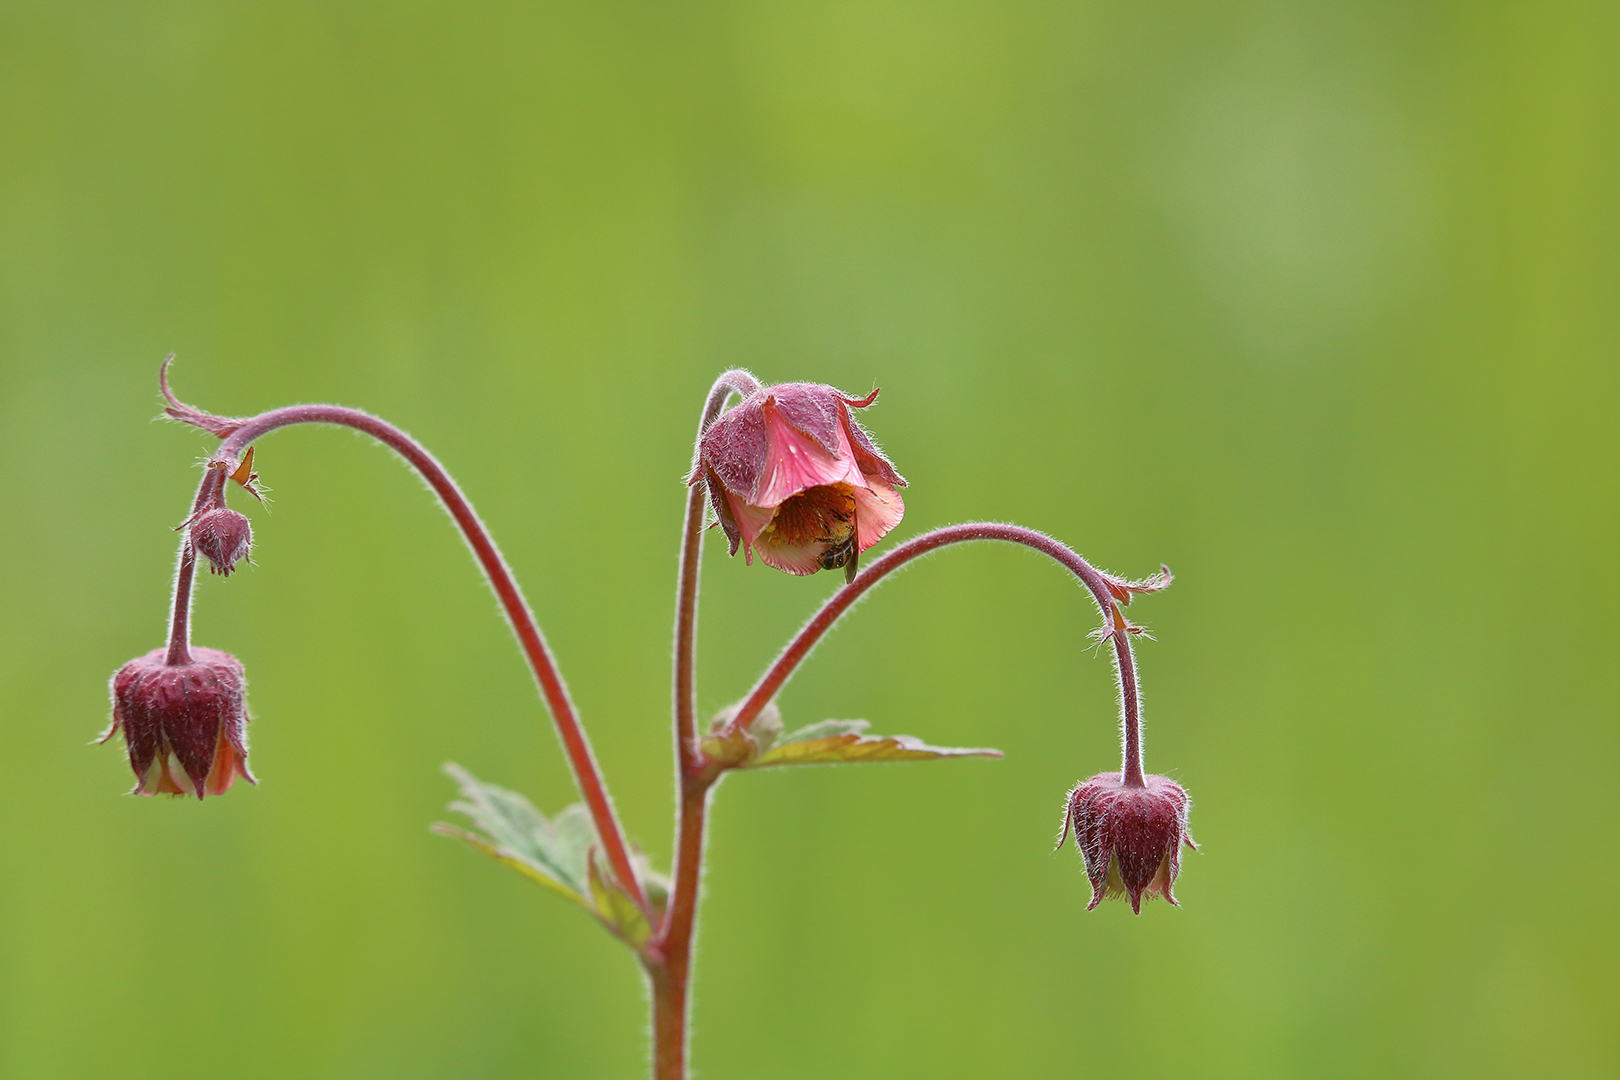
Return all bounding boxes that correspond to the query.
[2,2,1616,1077]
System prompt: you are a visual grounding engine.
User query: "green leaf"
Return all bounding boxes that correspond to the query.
[588,849,654,949]
[748,719,1002,768]
[432,763,668,952]
[433,763,596,905]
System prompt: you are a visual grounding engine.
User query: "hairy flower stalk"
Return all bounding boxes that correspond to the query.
[105,359,649,913]
[105,360,1191,1080]
[654,368,764,1080]
[101,454,258,798]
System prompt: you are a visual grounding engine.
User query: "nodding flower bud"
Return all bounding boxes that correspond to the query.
[1057,773,1196,914]
[693,382,906,581]
[189,507,253,576]
[100,647,255,799]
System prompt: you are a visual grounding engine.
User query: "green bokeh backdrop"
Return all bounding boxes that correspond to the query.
[2,3,1616,1077]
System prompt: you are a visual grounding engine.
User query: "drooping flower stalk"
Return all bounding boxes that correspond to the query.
[164,464,228,666]
[102,460,256,799]
[672,369,764,770]
[654,368,762,1080]
[718,522,1164,790]
[649,516,1172,1075]
[161,368,649,915]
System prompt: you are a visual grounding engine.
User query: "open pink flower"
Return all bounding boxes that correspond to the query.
[101,647,255,799]
[1057,772,1196,913]
[694,383,906,581]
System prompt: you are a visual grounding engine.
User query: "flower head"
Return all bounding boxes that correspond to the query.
[694,383,906,581]
[101,647,255,798]
[1057,772,1195,913]
[189,507,253,576]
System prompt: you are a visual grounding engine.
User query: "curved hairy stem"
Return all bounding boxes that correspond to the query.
[163,466,228,666]
[653,369,761,1080]
[725,523,1157,787]
[671,369,762,776]
[189,398,649,913]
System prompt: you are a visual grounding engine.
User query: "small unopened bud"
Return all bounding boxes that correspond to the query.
[101,647,255,799]
[1057,772,1196,913]
[190,507,252,576]
[701,701,784,767]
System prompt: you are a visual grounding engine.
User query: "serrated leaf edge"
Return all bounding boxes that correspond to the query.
[748,718,1002,768]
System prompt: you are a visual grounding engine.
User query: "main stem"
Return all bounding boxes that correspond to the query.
[655,369,761,1080]
[725,522,1150,787]
[203,405,648,913]
[649,781,710,1080]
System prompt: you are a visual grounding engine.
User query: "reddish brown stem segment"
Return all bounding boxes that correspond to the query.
[672,370,762,775]
[164,466,228,666]
[655,369,760,1080]
[649,782,712,1080]
[726,522,1151,788]
[1114,613,1145,788]
[207,405,649,913]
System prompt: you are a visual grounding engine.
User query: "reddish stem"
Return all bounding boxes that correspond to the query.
[1114,616,1145,787]
[650,781,712,1080]
[164,466,227,666]
[671,370,762,776]
[725,523,1151,787]
[654,369,760,1080]
[209,405,649,914]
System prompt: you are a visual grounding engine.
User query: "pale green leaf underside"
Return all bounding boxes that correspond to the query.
[747,719,1001,768]
[435,762,594,900]
[589,850,653,949]
[433,763,666,950]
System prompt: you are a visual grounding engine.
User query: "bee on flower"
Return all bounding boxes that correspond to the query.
[693,382,906,583]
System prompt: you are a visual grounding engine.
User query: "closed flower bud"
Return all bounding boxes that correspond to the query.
[101,647,255,799]
[1057,772,1196,913]
[189,507,253,576]
[694,383,906,581]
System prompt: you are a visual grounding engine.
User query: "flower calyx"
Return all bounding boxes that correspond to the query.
[101,647,256,799]
[692,382,907,583]
[1057,772,1195,913]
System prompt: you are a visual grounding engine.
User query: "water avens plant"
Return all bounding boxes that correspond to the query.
[102,359,1194,1079]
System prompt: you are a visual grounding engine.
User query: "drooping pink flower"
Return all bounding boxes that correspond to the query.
[694,383,906,581]
[101,647,255,799]
[1057,772,1196,913]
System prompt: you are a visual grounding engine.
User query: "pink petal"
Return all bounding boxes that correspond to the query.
[852,480,905,551]
[205,731,249,796]
[138,759,164,797]
[753,405,863,508]
[754,537,827,576]
[724,490,779,555]
[168,753,198,797]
